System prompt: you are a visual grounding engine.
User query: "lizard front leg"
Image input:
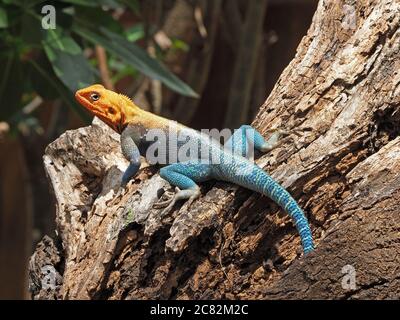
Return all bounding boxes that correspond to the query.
[154,162,212,215]
[120,127,141,186]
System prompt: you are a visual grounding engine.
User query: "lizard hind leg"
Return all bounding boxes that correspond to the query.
[224,125,285,157]
[153,162,212,215]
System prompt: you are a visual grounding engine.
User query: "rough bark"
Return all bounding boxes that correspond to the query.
[29,0,400,300]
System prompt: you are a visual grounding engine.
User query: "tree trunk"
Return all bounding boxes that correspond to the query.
[29,0,400,300]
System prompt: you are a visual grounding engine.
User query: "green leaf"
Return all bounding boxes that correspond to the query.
[0,53,24,121]
[43,28,81,54]
[22,0,49,6]
[20,11,42,45]
[111,65,137,84]
[28,54,60,100]
[101,27,198,97]
[125,24,144,42]
[47,50,96,92]
[0,7,8,28]
[42,28,96,92]
[73,25,198,98]
[56,7,74,29]
[119,0,140,15]
[75,6,122,34]
[29,59,91,122]
[171,38,189,52]
[61,0,121,8]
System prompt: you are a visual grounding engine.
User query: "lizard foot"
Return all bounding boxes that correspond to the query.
[153,187,201,217]
[259,129,290,152]
[153,187,179,209]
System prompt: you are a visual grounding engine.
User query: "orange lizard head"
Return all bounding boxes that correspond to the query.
[75,84,142,133]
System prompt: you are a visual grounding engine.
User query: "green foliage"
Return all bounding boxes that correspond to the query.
[43,28,97,91]
[73,25,198,98]
[171,38,189,52]
[61,0,121,8]
[124,208,135,227]
[125,24,144,42]
[0,7,8,28]
[0,0,196,129]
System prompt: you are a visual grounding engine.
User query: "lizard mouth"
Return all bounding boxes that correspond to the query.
[74,91,90,108]
[75,92,93,109]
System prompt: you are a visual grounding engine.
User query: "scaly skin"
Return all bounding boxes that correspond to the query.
[75,84,314,254]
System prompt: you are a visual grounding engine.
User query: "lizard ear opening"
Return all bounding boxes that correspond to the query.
[117,112,126,133]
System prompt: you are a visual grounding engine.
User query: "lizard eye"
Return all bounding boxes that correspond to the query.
[90,92,100,101]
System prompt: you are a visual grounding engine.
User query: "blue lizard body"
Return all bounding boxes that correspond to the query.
[122,123,314,254]
[75,85,314,255]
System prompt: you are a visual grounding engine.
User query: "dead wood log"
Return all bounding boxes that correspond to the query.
[29,0,400,300]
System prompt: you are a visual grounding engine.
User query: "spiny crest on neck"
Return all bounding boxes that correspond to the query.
[118,93,143,116]
[118,93,133,105]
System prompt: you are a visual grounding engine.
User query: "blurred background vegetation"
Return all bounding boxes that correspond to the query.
[0,0,317,299]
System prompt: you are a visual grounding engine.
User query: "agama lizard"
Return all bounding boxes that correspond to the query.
[75,84,314,254]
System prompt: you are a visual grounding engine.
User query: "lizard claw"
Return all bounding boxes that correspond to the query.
[153,187,179,209]
[275,129,289,137]
[114,183,128,199]
[260,129,297,152]
[153,187,201,217]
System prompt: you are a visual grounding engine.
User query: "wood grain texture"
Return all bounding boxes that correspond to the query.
[29,0,400,299]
